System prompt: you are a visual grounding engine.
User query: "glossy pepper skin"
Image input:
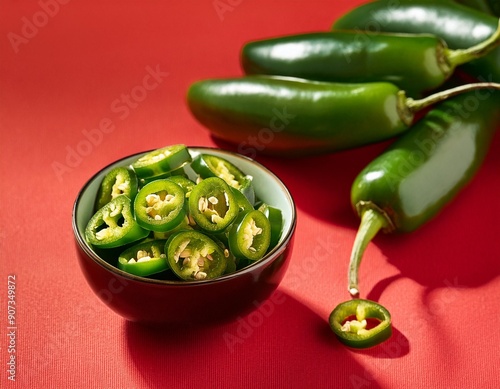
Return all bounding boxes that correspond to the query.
[241,27,500,96]
[347,90,500,297]
[333,0,500,83]
[455,0,499,16]
[188,76,412,156]
[187,75,499,156]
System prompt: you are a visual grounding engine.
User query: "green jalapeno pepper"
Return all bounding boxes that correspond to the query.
[85,195,149,249]
[117,239,169,277]
[257,203,283,251]
[134,179,186,233]
[228,210,271,261]
[455,0,497,15]
[230,186,254,213]
[190,153,256,204]
[329,299,392,349]
[165,175,196,198]
[131,144,191,179]
[333,0,500,84]
[95,166,138,211]
[188,176,239,232]
[241,23,500,96]
[188,75,500,156]
[166,230,227,280]
[347,90,500,297]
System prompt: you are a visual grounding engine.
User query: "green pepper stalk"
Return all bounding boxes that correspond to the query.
[347,91,500,298]
[241,18,500,96]
[333,0,500,84]
[188,76,500,156]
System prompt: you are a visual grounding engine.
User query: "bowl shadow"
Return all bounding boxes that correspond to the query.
[124,290,385,389]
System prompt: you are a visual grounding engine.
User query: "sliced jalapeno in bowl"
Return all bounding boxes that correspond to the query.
[118,239,169,277]
[191,153,256,204]
[134,179,186,233]
[257,203,283,252]
[228,210,271,261]
[329,299,392,349]
[188,177,239,232]
[166,230,227,280]
[131,144,191,179]
[85,195,149,249]
[95,166,138,211]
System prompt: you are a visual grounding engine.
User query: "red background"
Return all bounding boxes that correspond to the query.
[1,1,499,388]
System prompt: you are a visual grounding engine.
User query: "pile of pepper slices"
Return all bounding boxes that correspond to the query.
[186,0,500,348]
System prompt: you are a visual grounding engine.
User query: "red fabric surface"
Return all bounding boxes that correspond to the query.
[1,1,500,388]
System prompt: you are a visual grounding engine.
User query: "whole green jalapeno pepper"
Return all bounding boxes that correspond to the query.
[333,0,500,84]
[241,22,500,96]
[85,195,149,249]
[454,0,497,15]
[329,299,392,349]
[117,239,169,277]
[188,75,500,156]
[347,90,500,297]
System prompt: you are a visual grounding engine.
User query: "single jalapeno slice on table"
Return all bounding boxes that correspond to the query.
[166,230,227,280]
[134,179,186,232]
[95,166,138,211]
[117,239,168,277]
[85,195,149,249]
[228,209,271,261]
[329,299,392,349]
[188,177,239,232]
[191,153,256,205]
[131,144,191,179]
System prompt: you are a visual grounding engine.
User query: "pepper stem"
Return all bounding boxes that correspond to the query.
[348,207,390,298]
[403,82,500,114]
[445,18,500,68]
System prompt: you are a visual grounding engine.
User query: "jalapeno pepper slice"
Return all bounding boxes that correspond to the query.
[165,175,196,198]
[230,186,254,213]
[166,230,227,280]
[131,144,191,179]
[85,195,149,248]
[188,177,238,232]
[228,209,271,261]
[191,153,256,204]
[134,179,186,232]
[329,299,392,349]
[95,166,138,211]
[117,239,168,277]
[257,203,283,251]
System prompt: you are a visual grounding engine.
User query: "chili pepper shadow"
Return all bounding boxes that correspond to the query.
[123,291,384,389]
[211,137,392,227]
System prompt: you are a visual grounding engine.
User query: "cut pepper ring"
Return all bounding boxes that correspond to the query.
[329,299,392,349]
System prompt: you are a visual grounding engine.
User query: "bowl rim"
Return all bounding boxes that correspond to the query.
[72,146,297,287]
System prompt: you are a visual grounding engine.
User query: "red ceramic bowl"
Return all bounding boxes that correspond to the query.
[72,147,296,325]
